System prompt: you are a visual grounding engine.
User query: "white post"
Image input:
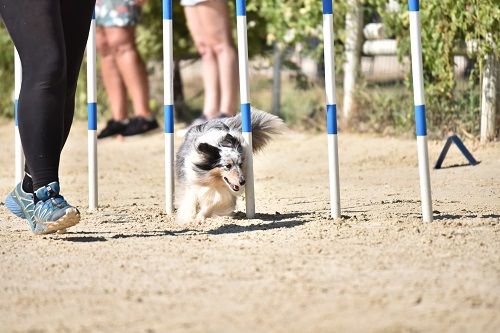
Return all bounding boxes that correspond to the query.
[163,0,175,214]
[342,0,363,121]
[480,53,498,143]
[408,0,433,222]
[86,11,98,210]
[236,0,255,218]
[14,48,24,185]
[322,0,341,219]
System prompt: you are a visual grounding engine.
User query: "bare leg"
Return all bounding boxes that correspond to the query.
[104,26,152,118]
[96,27,128,121]
[196,0,238,116]
[184,4,220,119]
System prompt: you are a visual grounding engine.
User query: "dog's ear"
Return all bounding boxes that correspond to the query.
[219,133,242,152]
[195,142,221,171]
[197,142,220,157]
[219,134,235,148]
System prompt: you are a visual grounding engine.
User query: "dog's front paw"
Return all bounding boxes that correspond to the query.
[176,201,197,225]
[194,215,205,224]
[194,210,211,223]
[175,213,195,225]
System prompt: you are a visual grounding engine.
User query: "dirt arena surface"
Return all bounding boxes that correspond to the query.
[0,121,499,332]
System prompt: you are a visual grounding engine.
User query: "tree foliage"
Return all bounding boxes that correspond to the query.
[366,0,499,133]
[249,0,348,71]
[136,1,195,61]
[1,0,498,137]
[0,25,14,118]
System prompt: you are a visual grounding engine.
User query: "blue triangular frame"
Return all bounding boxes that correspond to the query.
[434,135,479,169]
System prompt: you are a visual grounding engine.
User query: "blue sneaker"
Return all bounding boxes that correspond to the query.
[5,182,37,232]
[33,182,80,234]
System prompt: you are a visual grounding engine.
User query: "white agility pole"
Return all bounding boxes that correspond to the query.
[235,0,255,218]
[408,0,433,222]
[14,48,24,185]
[322,0,341,219]
[86,11,98,210]
[163,0,175,214]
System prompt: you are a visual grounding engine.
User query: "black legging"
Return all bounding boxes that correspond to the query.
[0,0,95,191]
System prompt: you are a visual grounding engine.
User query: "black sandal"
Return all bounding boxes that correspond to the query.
[97,119,128,139]
[122,117,159,136]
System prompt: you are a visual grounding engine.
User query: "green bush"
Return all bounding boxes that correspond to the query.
[1,1,497,139]
[365,0,499,137]
[0,25,14,118]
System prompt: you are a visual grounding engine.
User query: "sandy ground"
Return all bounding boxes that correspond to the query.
[0,121,499,333]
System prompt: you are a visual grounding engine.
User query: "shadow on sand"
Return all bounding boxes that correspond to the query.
[54,211,313,241]
[434,213,500,221]
[58,235,108,242]
[205,211,311,235]
[435,161,481,170]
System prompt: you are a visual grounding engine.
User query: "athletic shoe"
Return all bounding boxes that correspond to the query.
[97,119,128,139]
[122,116,159,136]
[4,182,36,232]
[33,182,80,235]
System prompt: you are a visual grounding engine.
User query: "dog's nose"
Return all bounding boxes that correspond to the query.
[239,179,246,186]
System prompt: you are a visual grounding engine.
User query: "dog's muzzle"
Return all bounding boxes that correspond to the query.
[224,177,244,192]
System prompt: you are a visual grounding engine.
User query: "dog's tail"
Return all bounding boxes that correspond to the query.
[223,108,285,152]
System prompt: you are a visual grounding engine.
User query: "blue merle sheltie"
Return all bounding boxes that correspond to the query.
[175,109,284,224]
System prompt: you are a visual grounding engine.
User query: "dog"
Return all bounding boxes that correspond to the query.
[175,109,284,224]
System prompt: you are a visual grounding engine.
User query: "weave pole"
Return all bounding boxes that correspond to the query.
[14,48,24,185]
[235,0,255,218]
[86,10,98,210]
[163,0,175,214]
[322,0,341,219]
[408,0,433,222]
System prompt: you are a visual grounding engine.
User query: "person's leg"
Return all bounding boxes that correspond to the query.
[20,0,95,193]
[184,4,220,119]
[2,0,86,233]
[60,0,97,145]
[104,26,152,118]
[196,0,238,116]
[96,26,128,121]
[0,0,67,191]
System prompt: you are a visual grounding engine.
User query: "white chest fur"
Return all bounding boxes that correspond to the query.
[196,185,237,217]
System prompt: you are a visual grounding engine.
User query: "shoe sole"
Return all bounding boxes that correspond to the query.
[122,126,161,137]
[97,132,124,140]
[4,193,26,219]
[5,191,38,232]
[36,208,80,235]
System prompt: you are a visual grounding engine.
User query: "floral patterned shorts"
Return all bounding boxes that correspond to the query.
[95,0,140,27]
[180,0,208,6]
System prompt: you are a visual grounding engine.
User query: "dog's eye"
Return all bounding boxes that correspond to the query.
[225,164,232,169]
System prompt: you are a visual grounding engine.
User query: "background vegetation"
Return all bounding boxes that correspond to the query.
[0,0,498,139]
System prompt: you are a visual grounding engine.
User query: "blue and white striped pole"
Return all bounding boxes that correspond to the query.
[86,10,98,210]
[408,0,433,222]
[14,48,24,185]
[235,0,255,218]
[322,0,341,219]
[163,0,175,214]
